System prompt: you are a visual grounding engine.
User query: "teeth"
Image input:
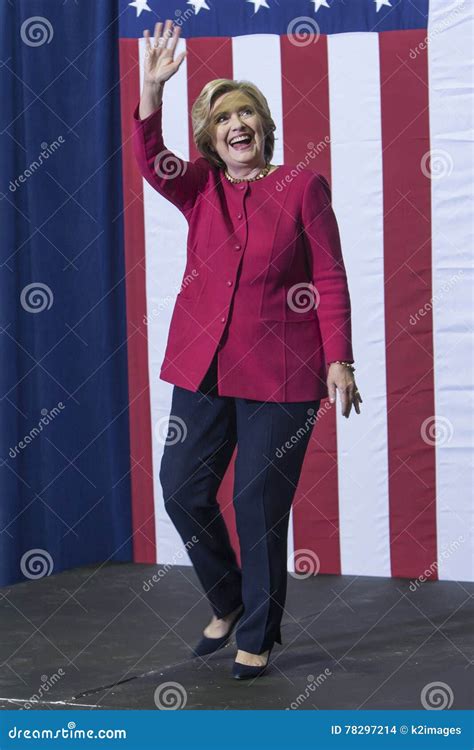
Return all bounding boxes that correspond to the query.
[230,135,252,146]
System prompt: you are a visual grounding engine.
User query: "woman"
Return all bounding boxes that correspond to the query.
[133,20,362,680]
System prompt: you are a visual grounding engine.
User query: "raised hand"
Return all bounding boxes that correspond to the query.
[143,20,187,87]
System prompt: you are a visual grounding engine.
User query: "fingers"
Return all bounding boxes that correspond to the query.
[168,24,182,57]
[347,385,362,417]
[344,382,360,418]
[341,390,352,419]
[144,28,151,52]
[144,20,178,51]
[154,21,163,47]
[328,379,337,404]
[353,388,362,415]
[161,18,174,49]
[327,377,362,418]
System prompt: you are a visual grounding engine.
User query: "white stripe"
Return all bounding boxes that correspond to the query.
[232,34,285,167]
[328,33,391,576]
[139,37,193,566]
[428,0,474,581]
[232,34,297,567]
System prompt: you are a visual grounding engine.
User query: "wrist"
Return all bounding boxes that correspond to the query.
[142,79,164,93]
[328,360,356,374]
[139,82,164,119]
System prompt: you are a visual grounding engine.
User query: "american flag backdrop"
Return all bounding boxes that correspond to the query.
[118,0,473,582]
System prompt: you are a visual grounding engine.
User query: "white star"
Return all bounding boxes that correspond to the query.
[128,0,152,17]
[247,0,270,13]
[312,0,330,11]
[187,0,210,13]
[374,0,392,11]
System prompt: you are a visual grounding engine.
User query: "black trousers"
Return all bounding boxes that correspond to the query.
[159,351,320,654]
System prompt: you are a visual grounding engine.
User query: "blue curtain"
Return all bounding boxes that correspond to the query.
[0,1,133,586]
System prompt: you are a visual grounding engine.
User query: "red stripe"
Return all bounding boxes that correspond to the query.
[186,38,234,164]
[379,31,437,579]
[119,39,156,562]
[185,38,242,561]
[281,34,342,575]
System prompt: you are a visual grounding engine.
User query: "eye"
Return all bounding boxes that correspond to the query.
[241,107,253,116]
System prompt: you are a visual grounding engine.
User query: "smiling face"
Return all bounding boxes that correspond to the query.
[209,90,266,172]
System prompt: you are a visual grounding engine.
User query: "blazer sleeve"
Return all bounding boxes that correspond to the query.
[301,172,354,365]
[132,101,210,216]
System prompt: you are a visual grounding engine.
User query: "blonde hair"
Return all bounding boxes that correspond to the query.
[191,79,276,170]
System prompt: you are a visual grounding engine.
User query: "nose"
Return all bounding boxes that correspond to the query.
[229,111,247,132]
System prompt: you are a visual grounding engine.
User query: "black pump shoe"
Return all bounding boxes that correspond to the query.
[232,645,273,680]
[191,605,244,658]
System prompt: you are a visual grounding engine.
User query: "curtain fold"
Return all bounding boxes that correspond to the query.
[0,0,133,586]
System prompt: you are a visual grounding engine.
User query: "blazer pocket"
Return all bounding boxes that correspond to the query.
[259,287,319,322]
[282,307,319,322]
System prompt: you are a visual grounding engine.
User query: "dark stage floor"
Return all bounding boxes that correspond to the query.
[0,563,472,710]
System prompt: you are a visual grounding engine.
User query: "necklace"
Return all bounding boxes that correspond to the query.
[224,163,273,183]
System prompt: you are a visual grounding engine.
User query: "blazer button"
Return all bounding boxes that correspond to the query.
[237,213,243,219]
[234,244,241,251]
[226,280,233,286]
[220,315,226,323]
[238,185,245,190]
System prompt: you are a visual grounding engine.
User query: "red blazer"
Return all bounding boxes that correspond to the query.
[132,102,354,402]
